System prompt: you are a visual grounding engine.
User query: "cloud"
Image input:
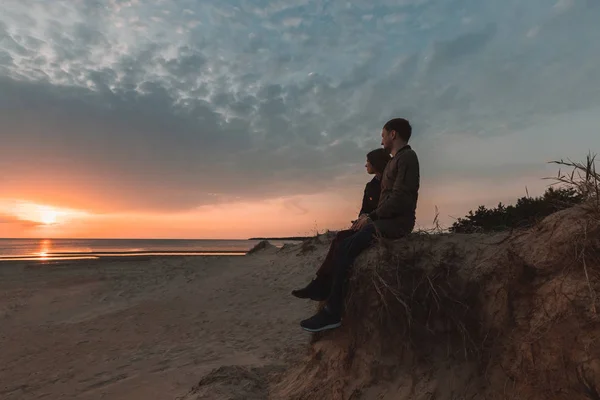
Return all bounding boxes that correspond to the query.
[0,214,15,224]
[383,13,407,24]
[426,23,497,72]
[282,198,309,216]
[1,0,599,216]
[0,214,42,228]
[282,17,302,28]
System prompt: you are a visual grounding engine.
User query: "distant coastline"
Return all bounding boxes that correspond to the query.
[248,237,310,241]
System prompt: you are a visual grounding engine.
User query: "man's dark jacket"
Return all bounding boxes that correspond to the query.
[368,145,420,238]
[358,176,381,217]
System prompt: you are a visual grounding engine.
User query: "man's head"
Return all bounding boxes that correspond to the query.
[381,118,411,153]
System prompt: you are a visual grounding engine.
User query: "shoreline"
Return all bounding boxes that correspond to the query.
[0,253,248,267]
[0,238,302,264]
[0,251,247,263]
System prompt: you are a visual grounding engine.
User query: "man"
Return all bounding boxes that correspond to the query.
[299,118,420,332]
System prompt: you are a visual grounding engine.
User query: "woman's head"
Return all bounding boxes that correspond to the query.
[365,148,391,175]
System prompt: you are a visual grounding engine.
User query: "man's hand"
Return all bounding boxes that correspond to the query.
[351,214,371,231]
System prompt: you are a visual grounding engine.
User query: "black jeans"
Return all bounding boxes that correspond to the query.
[326,223,378,317]
[315,229,356,280]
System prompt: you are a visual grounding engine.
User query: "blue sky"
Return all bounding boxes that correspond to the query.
[0,0,599,237]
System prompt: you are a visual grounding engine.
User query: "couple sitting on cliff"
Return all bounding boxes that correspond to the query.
[292,118,420,332]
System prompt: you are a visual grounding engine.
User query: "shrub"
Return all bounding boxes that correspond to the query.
[449,187,585,234]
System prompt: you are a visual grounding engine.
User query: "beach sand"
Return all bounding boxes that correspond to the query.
[4,208,600,400]
[0,244,321,399]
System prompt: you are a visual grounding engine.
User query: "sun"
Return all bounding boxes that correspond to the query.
[7,201,88,227]
[39,208,60,225]
[24,204,64,226]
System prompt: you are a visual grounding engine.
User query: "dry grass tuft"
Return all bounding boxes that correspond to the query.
[547,152,600,211]
[361,238,480,359]
[545,153,600,315]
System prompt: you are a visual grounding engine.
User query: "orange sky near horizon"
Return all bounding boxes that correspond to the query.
[0,172,556,239]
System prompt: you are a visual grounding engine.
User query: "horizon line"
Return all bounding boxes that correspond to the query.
[0,237,309,241]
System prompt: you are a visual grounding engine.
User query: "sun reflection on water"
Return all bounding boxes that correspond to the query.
[38,239,51,260]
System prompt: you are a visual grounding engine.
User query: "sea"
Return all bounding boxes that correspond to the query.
[0,238,301,262]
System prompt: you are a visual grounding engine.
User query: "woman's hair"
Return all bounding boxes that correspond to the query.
[366,148,391,174]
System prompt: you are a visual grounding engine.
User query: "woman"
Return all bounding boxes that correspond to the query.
[292,148,391,300]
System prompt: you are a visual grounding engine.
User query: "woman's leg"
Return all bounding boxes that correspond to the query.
[292,229,356,300]
[315,229,356,280]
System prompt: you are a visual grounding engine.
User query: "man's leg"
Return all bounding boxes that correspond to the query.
[292,229,355,301]
[326,224,377,317]
[300,223,378,332]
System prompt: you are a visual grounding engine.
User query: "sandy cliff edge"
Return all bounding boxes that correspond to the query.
[183,203,600,400]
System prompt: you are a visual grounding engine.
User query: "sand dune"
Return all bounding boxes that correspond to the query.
[275,204,600,400]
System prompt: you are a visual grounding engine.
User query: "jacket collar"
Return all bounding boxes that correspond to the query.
[392,144,411,157]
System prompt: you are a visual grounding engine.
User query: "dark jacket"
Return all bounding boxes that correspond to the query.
[368,145,420,238]
[358,176,381,217]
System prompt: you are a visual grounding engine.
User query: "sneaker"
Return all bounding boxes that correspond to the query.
[291,277,330,301]
[300,307,341,332]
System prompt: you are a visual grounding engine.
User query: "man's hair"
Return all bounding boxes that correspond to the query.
[383,118,412,142]
[366,148,392,174]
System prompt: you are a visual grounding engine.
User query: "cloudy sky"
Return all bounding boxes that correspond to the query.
[1,0,599,239]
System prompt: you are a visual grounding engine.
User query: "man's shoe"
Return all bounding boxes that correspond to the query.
[291,277,330,301]
[300,307,341,332]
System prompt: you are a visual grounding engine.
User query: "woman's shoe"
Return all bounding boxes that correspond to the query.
[291,277,330,301]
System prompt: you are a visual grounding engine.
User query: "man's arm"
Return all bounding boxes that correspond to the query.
[368,151,418,221]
